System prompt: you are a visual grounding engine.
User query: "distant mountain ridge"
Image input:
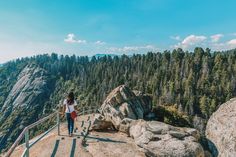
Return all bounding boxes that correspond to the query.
[88,53,121,61]
[93,53,118,58]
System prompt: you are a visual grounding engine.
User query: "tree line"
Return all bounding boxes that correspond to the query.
[1,47,236,120]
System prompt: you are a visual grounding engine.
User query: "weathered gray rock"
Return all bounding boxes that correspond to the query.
[119,118,134,133]
[130,120,204,157]
[1,65,49,111]
[206,98,236,157]
[94,85,152,131]
[91,114,113,130]
[92,85,205,157]
[193,115,207,135]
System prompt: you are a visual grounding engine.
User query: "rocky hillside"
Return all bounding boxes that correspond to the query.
[0,64,55,152]
[206,98,236,157]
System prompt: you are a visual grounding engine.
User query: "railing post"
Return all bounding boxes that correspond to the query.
[24,129,29,157]
[83,107,85,115]
[57,112,60,135]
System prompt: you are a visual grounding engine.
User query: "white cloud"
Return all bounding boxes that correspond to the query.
[228,39,236,45]
[210,34,223,42]
[227,39,236,48]
[170,36,181,41]
[210,39,236,50]
[77,40,87,44]
[64,33,87,44]
[202,39,236,50]
[172,34,236,51]
[108,45,159,53]
[174,35,207,50]
[64,34,76,43]
[95,40,106,45]
[182,35,207,45]
[210,42,227,50]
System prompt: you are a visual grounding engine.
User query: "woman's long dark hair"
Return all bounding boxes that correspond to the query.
[67,92,75,105]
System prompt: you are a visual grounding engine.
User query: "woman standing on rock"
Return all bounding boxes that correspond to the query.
[63,91,78,137]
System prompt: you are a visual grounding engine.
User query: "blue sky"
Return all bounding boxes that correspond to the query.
[0,0,236,63]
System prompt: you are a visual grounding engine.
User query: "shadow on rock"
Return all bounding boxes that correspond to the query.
[86,135,126,144]
[206,138,218,157]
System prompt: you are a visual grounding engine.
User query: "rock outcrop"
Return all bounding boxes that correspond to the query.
[129,120,204,157]
[0,64,53,151]
[1,65,49,111]
[97,85,152,131]
[92,85,205,157]
[206,98,236,157]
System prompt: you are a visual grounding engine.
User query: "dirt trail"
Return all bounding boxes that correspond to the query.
[10,114,93,157]
[7,114,145,157]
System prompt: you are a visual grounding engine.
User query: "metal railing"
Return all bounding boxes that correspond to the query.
[5,106,99,157]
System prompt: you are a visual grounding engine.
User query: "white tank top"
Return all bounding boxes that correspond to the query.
[63,99,77,113]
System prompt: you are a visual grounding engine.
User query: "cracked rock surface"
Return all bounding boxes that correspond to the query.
[92,85,205,157]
